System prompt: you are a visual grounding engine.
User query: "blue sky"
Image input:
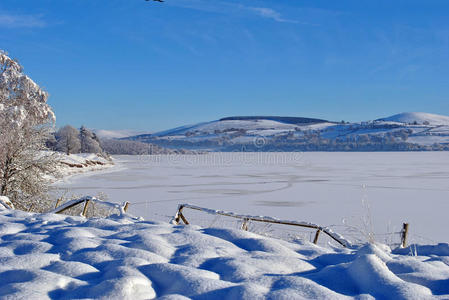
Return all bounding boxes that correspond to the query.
[1,0,449,131]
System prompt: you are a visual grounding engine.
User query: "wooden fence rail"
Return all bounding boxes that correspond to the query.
[50,196,130,217]
[172,203,352,248]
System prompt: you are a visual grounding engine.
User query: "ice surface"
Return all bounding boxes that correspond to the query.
[55,152,449,246]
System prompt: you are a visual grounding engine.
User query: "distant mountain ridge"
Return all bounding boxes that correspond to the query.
[219,116,330,125]
[125,112,449,151]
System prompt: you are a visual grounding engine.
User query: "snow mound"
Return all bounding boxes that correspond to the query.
[378,112,449,126]
[56,152,114,177]
[0,209,448,299]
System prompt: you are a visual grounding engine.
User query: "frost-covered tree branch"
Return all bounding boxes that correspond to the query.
[0,50,58,211]
[55,125,81,155]
[79,126,102,154]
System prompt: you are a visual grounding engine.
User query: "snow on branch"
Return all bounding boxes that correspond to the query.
[0,196,14,209]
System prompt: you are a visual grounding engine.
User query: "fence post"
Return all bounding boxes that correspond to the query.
[54,197,62,209]
[123,202,130,212]
[179,211,189,225]
[172,203,350,248]
[174,206,189,225]
[401,223,409,248]
[313,229,321,244]
[82,199,90,217]
[241,218,249,231]
[174,206,181,224]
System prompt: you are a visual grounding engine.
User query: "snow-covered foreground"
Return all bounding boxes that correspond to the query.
[55,152,449,246]
[1,209,449,299]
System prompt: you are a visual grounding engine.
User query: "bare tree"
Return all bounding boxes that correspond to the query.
[0,51,57,211]
[56,125,81,155]
[79,126,102,154]
[101,139,153,155]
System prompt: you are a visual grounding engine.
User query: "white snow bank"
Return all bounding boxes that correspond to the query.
[56,152,114,177]
[0,210,448,299]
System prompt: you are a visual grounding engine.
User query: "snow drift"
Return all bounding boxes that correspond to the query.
[0,208,448,299]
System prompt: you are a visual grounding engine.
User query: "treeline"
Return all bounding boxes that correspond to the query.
[101,139,196,155]
[49,125,198,155]
[137,129,449,152]
[226,131,449,151]
[47,125,103,155]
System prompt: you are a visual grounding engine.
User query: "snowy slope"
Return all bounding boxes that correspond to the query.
[377,112,449,126]
[94,129,148,139]
[0,208,448,299]
[150,119,303,137]
[125,113,449,151]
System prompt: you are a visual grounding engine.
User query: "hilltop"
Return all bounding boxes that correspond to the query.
[377,112,449,126]
[125,113,449,151]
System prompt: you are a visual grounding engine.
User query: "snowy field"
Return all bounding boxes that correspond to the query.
[1,152,449,299]
[1,209,449,299]
[55,152,449,246]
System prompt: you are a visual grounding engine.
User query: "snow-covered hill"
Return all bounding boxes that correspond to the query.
[377,112,449,126]
[127,113,449,151]
[94,129,148,139]
[0,208,448,299]
[150,116,330,138]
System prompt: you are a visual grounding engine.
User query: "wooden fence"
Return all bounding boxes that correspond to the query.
[50,196,130,217]
[48,198,410,249]
[173,203,352,248]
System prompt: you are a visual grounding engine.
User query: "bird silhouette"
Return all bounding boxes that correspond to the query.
[145,0,164,2]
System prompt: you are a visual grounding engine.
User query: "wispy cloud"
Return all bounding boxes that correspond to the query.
[0,13,46,28]
[167,0,301,24]
[248,7,297,23]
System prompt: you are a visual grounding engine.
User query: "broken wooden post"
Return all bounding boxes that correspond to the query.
[313,229,322,244]
[401,223,409,248]
[173,206,181,224]
[123,202,130,212]
[179,212,189,225]
[174,205,189,225]
[82,199,90,217]
[241,218,249,231]
[54,197,62,209]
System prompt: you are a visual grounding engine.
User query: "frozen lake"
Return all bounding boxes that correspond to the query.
[55,152,449,245]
